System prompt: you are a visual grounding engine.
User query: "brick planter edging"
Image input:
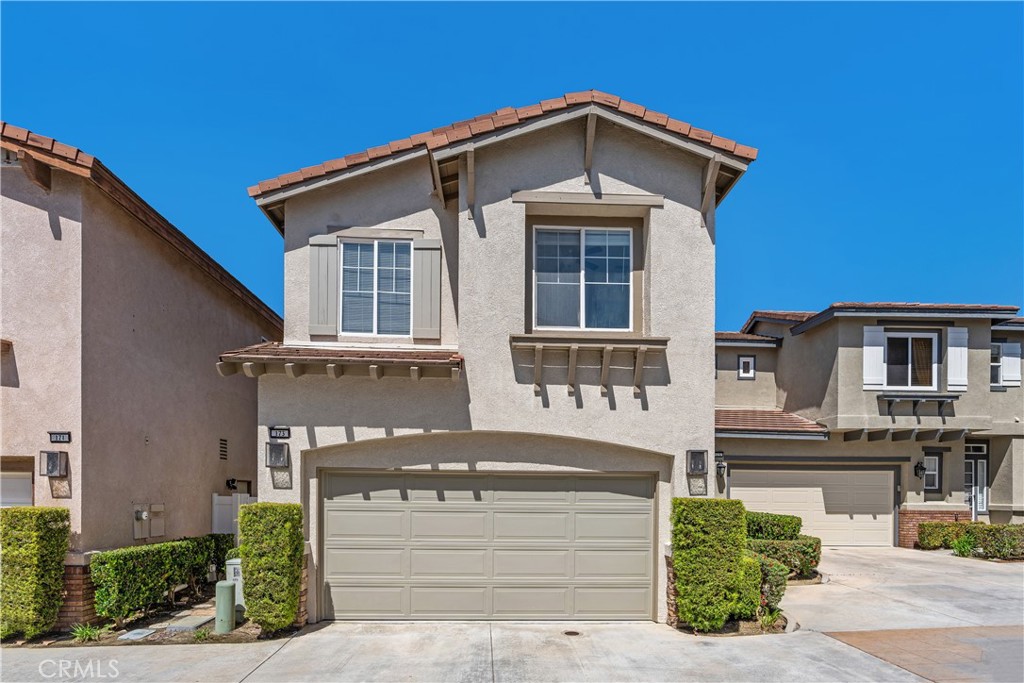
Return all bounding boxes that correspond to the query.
[899,508,971,548]
[55,564,100,630]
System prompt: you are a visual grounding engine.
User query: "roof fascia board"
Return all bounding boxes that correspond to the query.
[792,309,1020,335]
[255,148,429,207]
[714,339,780,348]
[714,431,829,441]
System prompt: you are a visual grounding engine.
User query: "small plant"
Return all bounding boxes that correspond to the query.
[192,627,210,642]
[951,532,976,557]
[70,623,106,643]
[758,606,783,631]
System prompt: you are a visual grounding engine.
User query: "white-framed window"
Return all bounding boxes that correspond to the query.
[533,227,632,331]
[991,343,1003,385]
[738,355,756,380]
[965,442,988,456]
[884,332,938,390]
[340,240,412,336]
[923,454,941,491]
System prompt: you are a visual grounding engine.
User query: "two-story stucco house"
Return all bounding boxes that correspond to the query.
[1,124,282,626]
[218,91,758,624]
[715,304,1023,548]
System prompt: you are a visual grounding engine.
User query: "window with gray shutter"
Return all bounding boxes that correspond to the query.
[309,236,339,336]
[412,239,442,339]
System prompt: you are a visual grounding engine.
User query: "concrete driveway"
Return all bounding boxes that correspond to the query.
[782,546,1024,632]
[2,547,1020,683]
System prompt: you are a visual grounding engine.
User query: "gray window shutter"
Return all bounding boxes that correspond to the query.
[863,326,885,390]
[412,239,442,339]
[947,327,968,391]
[309,235,338,336]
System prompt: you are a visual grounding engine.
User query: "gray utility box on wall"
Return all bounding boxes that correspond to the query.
[226,558,245,613]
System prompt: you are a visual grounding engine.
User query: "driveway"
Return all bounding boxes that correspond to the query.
[783,546,1024,683]
[2,548,1020,683]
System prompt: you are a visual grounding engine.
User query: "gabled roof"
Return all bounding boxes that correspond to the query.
[247,90,759,229]
[740,310,817,334]
[791,302,1020,335]
[0,123,282,334]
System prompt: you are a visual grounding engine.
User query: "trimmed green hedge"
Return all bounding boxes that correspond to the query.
[225,547,240,562]
[731,554,761,620]
[0,507,71,639]
[749,550,788,611]
[91,534,223,623]
[209,533,235,573]
[239,503,303,634]
[745,511,802,541]
[671,498,747,632]
[974,525,1024,560]
[917,521,985,550]
[748,535,821,577]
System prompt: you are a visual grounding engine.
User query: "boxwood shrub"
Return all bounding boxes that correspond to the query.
[917,521,985,550]
[974,524,1024,560]
[731,553,762,620]
[209,533,235,574]
[0,507,71,639]
[748,535,821,577]
[745,511,802,541]
[747,550,788,610]
[671,498,747,632]
[91,534,221,624]
[238,503,303,634]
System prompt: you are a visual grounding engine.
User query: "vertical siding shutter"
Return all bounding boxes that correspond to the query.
[947,327,969,391]
[863,325,885,390]
[412,239,442,339]
[309,236,339,336]
[1002,342,1022,387]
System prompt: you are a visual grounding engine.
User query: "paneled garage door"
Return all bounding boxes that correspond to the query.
[321,472,655,620]
[730,469,894,546]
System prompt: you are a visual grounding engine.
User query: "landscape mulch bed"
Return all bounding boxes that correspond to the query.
[675,615,788,637]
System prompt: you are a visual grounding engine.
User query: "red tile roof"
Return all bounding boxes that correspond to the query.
[740,310,817,333]
[247,90,758,199]
[1,123,282,335]
[220,342,463,367]
[715,409,827,434]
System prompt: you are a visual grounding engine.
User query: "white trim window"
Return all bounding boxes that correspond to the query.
[534,227,632,331]
[923,454,941,492]
[738,355,756,380]
[991,343,1003,385]
[340,240,412,336]
[884,332,938,390]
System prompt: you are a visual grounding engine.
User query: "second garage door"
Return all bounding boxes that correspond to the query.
[321,472,655,620]
[729,469,894,546]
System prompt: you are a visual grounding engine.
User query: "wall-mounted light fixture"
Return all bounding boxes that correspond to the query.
[266,442,290,468]
[39,451,68,477]
[715,452,727,477]
[226,478,238,491]
[686,450,708,475]
[913,461,927,479]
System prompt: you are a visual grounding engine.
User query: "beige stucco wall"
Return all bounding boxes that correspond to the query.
[715,348,777,408]
[77,184,275,551]
[770,323,839,424]
[988,436,1023,524]
[260,117,721,623]
[2,164,278,553]
[1,167,85,546]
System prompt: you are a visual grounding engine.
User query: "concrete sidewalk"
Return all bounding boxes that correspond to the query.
[1,623,920,683]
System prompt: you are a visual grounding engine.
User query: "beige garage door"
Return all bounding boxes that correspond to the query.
[321,472,655,620]
[730,469,894,546]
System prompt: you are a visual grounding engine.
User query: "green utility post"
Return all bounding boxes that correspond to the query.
[215,580,236,634]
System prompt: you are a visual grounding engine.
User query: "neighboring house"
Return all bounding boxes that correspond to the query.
[219,90,758,624]
[0,124,282,626]
[715,305,1023,547]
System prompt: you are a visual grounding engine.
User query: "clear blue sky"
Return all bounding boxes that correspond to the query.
[3,2,1021,329]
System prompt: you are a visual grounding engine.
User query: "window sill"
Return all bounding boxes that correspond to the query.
[990,385,1007,392]
[511,333,669,349]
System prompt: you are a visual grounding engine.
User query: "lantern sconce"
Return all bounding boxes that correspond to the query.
[715,452,727,478]
[913,461,927,479]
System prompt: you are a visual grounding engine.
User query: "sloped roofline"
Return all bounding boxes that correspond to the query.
[0,122,283,334]
[247,90,759,231]
[740,303,1020,336]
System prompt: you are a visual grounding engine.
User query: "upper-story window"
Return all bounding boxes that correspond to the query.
[340,240,411,336]
[534,228,632,330]
[884,331,937,390]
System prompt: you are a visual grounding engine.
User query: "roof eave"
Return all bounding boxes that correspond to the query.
[792,308,1021,336]
[715,430,830,441]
